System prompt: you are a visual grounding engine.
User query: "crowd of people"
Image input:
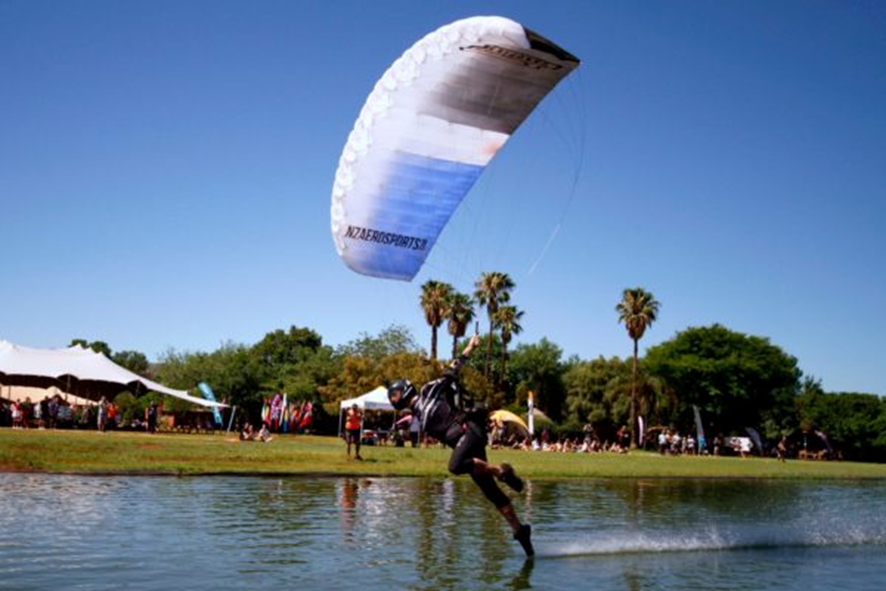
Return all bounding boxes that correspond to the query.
[239,421,274,443]
[0,394,161,433]
[1,395,100,430]
[488,425,631,454]
[654,429,700,455]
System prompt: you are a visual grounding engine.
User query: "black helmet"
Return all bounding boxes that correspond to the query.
[387,378,416,411]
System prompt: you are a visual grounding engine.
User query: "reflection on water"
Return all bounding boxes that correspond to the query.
[1,474,885,590]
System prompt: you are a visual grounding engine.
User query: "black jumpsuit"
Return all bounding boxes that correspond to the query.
[415,355,510,509]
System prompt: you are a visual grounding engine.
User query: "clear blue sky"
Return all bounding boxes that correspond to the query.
[2,0,884,395]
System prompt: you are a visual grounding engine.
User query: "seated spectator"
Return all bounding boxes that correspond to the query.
[258,422,273,443]
[240,423,256,441]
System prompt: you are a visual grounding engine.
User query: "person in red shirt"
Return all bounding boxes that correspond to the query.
[345,404,363,460]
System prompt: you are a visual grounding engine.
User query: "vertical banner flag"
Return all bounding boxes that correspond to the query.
[198,382,224,427]
[527,391,535,437]
[692,405,707,450]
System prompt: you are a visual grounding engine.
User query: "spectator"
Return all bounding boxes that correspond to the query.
[240,423,255,441]
[35,397,45,428]
[56,402,72,428]
[146,401,158,434]
[777,436,788,462]
[97,396,109,432]
[658,430,668,454]
[47,396,59,430]
[344,403,363,460]
[107,402,117,430]
[21,398,33,429]
[11,401,23,429]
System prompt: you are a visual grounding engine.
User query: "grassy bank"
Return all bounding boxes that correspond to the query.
[3,428,886,479]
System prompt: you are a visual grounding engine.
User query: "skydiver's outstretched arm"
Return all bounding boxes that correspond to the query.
[448,334,480,372]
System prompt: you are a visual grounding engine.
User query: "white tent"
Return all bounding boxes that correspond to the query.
[339,386,394,412]
[0,340,226,408]
[338,385,395,436]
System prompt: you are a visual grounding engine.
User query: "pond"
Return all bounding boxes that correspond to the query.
[1,473,885,590]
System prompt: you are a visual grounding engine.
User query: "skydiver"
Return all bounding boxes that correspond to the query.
[387,334,534,557]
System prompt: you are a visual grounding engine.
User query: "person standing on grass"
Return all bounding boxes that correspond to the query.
[345,403,363,460]
[97,396,108,433]
[146,401,158,434]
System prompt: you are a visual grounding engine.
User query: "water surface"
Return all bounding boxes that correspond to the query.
[1,474,884,590]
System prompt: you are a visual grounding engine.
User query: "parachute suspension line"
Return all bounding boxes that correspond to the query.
[424,70,588,288]
[525,69,588,279]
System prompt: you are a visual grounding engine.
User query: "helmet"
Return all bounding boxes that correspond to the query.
[387,378,416,411]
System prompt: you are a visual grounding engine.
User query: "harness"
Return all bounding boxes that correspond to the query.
[416,372,479,435]
[415,377,454,434]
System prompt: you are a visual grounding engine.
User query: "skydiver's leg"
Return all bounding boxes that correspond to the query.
[448,422,524,489]
[447,422,534,556]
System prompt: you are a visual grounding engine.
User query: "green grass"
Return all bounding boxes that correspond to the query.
[2,428,886,479]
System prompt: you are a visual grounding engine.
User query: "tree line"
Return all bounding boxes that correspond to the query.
[73,274,886,463]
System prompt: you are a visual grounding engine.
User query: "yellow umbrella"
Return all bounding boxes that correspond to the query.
[490,409,529,432]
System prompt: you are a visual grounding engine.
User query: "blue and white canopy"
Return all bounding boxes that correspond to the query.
[331,16,580,281]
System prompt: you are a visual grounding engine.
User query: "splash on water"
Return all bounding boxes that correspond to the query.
[537,520,886,559]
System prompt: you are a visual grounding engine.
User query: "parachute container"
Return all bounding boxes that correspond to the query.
[330,16,580,280]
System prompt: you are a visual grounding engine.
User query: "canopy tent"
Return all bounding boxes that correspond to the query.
[339,386,394,412]
[490,409,530,442]
[338,385,396,436]
[0,340,225,408]
[490,410,529,431]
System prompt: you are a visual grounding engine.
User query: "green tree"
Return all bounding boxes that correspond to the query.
[111,350,150,375]
[337,325,421,360]
[474,271,515,379]
[252,326,323,368]
[320,325,426,414]
[444,290,475,360]
[420,280,453,361]
[644,324,801,440]
[796,376,826,432]
[251,326,338,406]
[155,342,268,420]
[70,339,112,357]
[563,356,627,434]
[797,387,886,462]
[615,287,660,448]
[320,351,435,406]
[508,338,566,420]
[276,346,340,403]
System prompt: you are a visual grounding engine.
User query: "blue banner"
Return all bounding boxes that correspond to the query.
[198,382,224,427]
[692,405,707,450]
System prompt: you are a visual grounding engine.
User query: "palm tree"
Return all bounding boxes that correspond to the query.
[445,291,475,360]
[615,287,660,448]
[420,280,453,361]
[495,304,524,392]
[474,271,515,378]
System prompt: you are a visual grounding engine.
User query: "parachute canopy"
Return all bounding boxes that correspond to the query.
[331,16,580,281]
